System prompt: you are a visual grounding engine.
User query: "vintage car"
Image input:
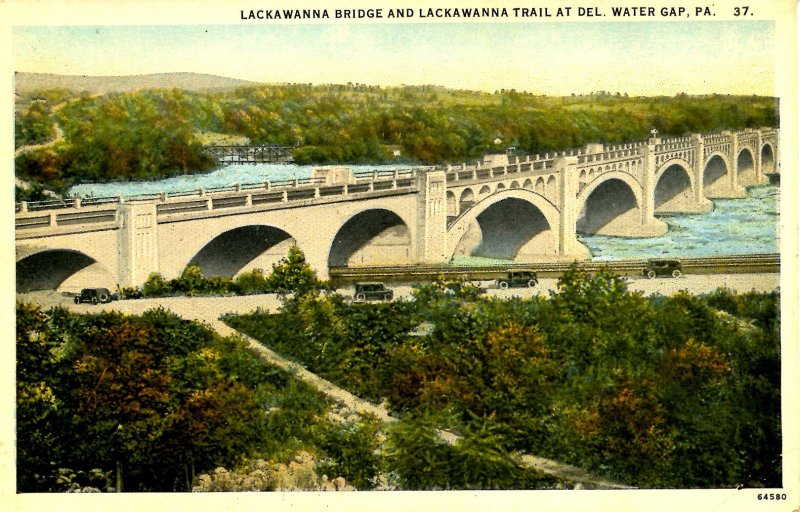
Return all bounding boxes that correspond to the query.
[74,287,118,305]
[353,282,393,301]
[497,271,539,289]
[643,259,682,279]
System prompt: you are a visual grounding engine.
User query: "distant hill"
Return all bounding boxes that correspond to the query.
[15,72,255,96]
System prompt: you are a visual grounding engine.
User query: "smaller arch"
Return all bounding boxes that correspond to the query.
[522,178,533,190]
[546,175,557,197]
[535,177,545,194]
[446,191,457,217]
[478,185,492,200]
[761,143,776,173]
[510,180,520,189]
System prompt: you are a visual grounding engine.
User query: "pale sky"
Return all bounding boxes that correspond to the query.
[14,21,776,96]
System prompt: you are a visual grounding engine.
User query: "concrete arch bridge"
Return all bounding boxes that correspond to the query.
[15,128,778,291]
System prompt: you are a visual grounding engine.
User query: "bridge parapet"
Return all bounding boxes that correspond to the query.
[736,130,760,149]
[16,169,424,235]
[444,157,556,184]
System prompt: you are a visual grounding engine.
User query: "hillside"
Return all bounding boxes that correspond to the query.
[14,71,254,97]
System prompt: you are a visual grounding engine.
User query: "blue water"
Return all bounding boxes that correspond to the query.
[68,165,779,262]
[68,163,416,197]
[580,185,779,260]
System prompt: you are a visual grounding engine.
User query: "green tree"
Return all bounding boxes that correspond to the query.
[268,245,325,294]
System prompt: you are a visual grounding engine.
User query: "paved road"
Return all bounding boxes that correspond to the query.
[18,273,780,317]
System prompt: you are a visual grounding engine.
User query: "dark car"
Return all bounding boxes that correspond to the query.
[354,282,393,301]
[643,259,682,279]
[74,287,117,305]
[497,271,538,289]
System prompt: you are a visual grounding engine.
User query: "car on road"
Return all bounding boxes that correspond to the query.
[643,259,682,279]
[497,271,538,289]
[353,282,393,301]
[74,287,119,305]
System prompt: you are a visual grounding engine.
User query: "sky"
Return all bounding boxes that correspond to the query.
[13,21,776,96]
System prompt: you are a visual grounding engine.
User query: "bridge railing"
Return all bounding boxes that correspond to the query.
[16,170,424,231]
[23,198,79,211]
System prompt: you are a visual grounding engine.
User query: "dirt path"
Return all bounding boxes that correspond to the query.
[14,100,68,158]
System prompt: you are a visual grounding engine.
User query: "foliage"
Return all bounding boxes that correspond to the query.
[267,245,326,294]
[228,267,781,489]
[227,295,416,402]
[15,84,778,191]
[15,100,56,148]
[386,415,558,490]
[137,247,326,298]
[192,452,355,492]
[15,181,55,202]
[15,304,343,492]
[311,415,385,490]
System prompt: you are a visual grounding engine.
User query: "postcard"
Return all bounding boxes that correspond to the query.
[3,0,798,510]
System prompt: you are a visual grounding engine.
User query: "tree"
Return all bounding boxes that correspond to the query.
[268,245,325,294]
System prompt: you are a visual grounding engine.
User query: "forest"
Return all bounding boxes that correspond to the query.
[14,83,779,196]
[17,265,781,491]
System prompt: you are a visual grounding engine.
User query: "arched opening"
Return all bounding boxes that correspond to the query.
[510,181,520,189]
[459,189,475,213]
[17,249,116,292]
[496,183,506,191]
[189,225,295,277]
[535,177,545,194]
[453,197,556,260]
[522,178,533,190]
[329,209,412,267]
[737,148,756,186]
[654,164,693,212]
[478,185,492,200]
[761,144,775,173]
[703,155,729,198]
[446,191,457,217]
[546,175,557,197]
[577,178,640,236]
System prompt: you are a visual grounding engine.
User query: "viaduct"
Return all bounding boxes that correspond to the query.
[15,128,779,291]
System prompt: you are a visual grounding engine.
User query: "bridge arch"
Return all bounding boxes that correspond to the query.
[447,189,560,260]
[535,177,545,194]
[576,172,643,235]
[736,146,756,186]
[459,188,476,212]
[654,159,694,212]
[761,142,776,173]
[703,153,731,197]
[16,247,117,292]
[328,208,413,268]
[187,224,298,277]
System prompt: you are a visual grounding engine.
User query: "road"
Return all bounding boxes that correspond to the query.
[17,272,780,319]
